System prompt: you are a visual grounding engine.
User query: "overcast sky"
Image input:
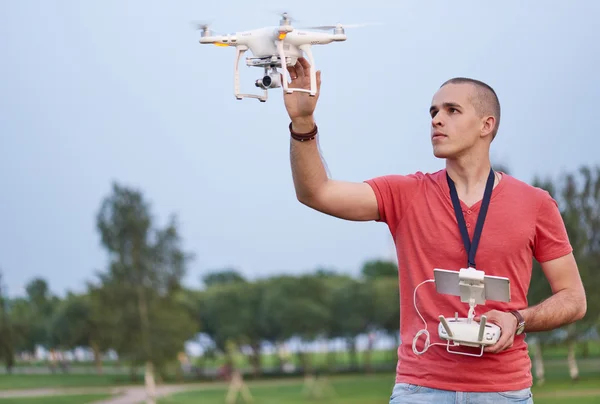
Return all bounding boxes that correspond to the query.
[1,0,598,298]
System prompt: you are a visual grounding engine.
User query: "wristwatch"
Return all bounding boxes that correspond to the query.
[510,310,526,335]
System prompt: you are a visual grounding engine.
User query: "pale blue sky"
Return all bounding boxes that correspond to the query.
[1,0,598,298]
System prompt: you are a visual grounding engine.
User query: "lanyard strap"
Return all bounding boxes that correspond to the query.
[446,168,495,269]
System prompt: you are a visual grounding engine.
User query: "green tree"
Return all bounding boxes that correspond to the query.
[327,275,373,371]
[369,276,400,341]
[202,269,246,288]
[95,182,197,401]
[199,281,265,376]
[361,259,398,280]
[0,271,15,372]
[6,278,60,357]
[260,274,330,374]
[49,291,111,374]
[528,165,600,382]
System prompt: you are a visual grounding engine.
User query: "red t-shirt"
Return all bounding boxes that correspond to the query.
[365,169,572,392]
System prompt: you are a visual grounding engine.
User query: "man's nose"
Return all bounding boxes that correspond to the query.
[432,115,443,127]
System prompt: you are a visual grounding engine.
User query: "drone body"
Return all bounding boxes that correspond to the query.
[198,14,350,102]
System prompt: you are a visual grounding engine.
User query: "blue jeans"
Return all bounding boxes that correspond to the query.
[389,383,534,403]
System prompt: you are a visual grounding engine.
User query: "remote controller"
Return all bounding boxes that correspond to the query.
[438,314,501,347]
[411,268,510,357]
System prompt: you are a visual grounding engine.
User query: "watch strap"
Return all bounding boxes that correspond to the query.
[510,310,525,334]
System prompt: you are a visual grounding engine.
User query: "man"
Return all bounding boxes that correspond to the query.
[283,57,587,403]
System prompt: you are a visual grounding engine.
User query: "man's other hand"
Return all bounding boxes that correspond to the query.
[475,310,518,353]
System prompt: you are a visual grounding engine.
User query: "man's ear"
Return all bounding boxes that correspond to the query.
[480,115,496,139]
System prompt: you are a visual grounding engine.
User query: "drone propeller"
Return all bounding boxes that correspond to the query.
[191,20,213,30]
[271,10,298,23]
[191,20,228,37]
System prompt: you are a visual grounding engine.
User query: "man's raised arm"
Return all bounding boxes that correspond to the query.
[282,56,379,222]
[289,115,379,222]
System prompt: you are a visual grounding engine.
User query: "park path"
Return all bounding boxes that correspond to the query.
[0,385,194,403]
[0,387,116,398]
[0,378,302,403]
[0,384,199,403]
[88,385,192,404]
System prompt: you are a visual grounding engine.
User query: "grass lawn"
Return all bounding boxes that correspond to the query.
[0,348,598,403]
[11,341,600,371]
[0,394,112,403]
[159,375,394,404]
[0,374,137,390]
[157,373,600,404]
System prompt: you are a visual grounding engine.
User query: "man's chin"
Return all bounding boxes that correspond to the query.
[432,148,452,159]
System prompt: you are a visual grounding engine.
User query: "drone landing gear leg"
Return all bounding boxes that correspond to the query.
[278,41,316,97]
[234,47,246,100]
[277,40,292,95]
[234,46,267,102]
[299,44,317,97]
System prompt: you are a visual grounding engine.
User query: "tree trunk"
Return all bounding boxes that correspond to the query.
[137,285,155,404]
[582,341,589,358]
[364,348,372,374]
[297,350,307,374]
[250,342,261,378]
[275,342,284,372]
[144,361,156,404]
[297,342,312,376]
[130,364,138,382]
[320,340,332,373]
[91,340,103,375]
[326,346,336,373]
[532,340,545,386]
[567,339,579,380]
[364,332,375,374]
[346,337,357,370]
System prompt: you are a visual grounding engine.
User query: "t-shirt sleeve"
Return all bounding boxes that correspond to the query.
[364,173,423,231]
[533,192,573,263]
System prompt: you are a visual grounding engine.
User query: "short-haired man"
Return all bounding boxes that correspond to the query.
[283,57,587,403]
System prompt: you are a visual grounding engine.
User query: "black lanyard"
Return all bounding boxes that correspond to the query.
[446,168,495,269]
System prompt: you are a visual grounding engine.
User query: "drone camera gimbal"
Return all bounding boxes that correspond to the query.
[255,70,282,90]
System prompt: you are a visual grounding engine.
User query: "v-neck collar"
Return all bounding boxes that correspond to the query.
[438,168,508,211]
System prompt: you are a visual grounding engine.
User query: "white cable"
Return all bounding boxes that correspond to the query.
[412,279,448,355]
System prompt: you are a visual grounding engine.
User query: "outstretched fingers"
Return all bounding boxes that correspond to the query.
[294,60,305,78]
[287,65,297,81]
[284,57,321,94]
[316,70,321,92]
[287,58,306,81]
[298,57,311,75]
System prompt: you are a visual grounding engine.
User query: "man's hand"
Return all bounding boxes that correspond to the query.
[474,310,518,353]
[283,57,322,132]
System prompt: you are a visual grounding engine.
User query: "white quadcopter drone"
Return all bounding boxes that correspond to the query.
[197,13,375,102]
[412,267,511,358]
